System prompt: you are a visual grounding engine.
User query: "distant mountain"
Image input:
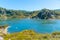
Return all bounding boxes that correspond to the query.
[55,9,60,11]
[32,9,60,19]
[54,9,60,13]
[0,7,32,20]
[0,7,60,20]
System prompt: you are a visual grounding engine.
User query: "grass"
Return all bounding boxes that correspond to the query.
[1,30,60,40]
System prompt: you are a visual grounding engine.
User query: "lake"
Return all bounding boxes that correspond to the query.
[0,19,60,34]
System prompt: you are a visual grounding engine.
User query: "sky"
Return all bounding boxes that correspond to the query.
[0,0,60,11]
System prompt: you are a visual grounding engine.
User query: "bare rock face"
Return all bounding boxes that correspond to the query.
[37,9,55,19]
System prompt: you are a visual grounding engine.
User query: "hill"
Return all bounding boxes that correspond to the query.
[0,7,60,20]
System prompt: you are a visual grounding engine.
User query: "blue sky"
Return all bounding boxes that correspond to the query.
[0,0,60,11]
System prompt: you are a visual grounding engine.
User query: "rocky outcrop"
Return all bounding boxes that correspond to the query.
[37,9,56,19]
[32,9,56,19]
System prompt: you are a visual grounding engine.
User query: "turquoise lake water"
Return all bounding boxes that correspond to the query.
[0,19,60,33]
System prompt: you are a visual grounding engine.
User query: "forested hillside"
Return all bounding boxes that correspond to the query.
[0,7,60,20]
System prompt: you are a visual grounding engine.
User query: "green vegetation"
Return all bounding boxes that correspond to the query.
[0,7,60,20]
[1,30,60,40]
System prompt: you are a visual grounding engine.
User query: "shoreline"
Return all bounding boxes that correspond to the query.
[4,26,10,34]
